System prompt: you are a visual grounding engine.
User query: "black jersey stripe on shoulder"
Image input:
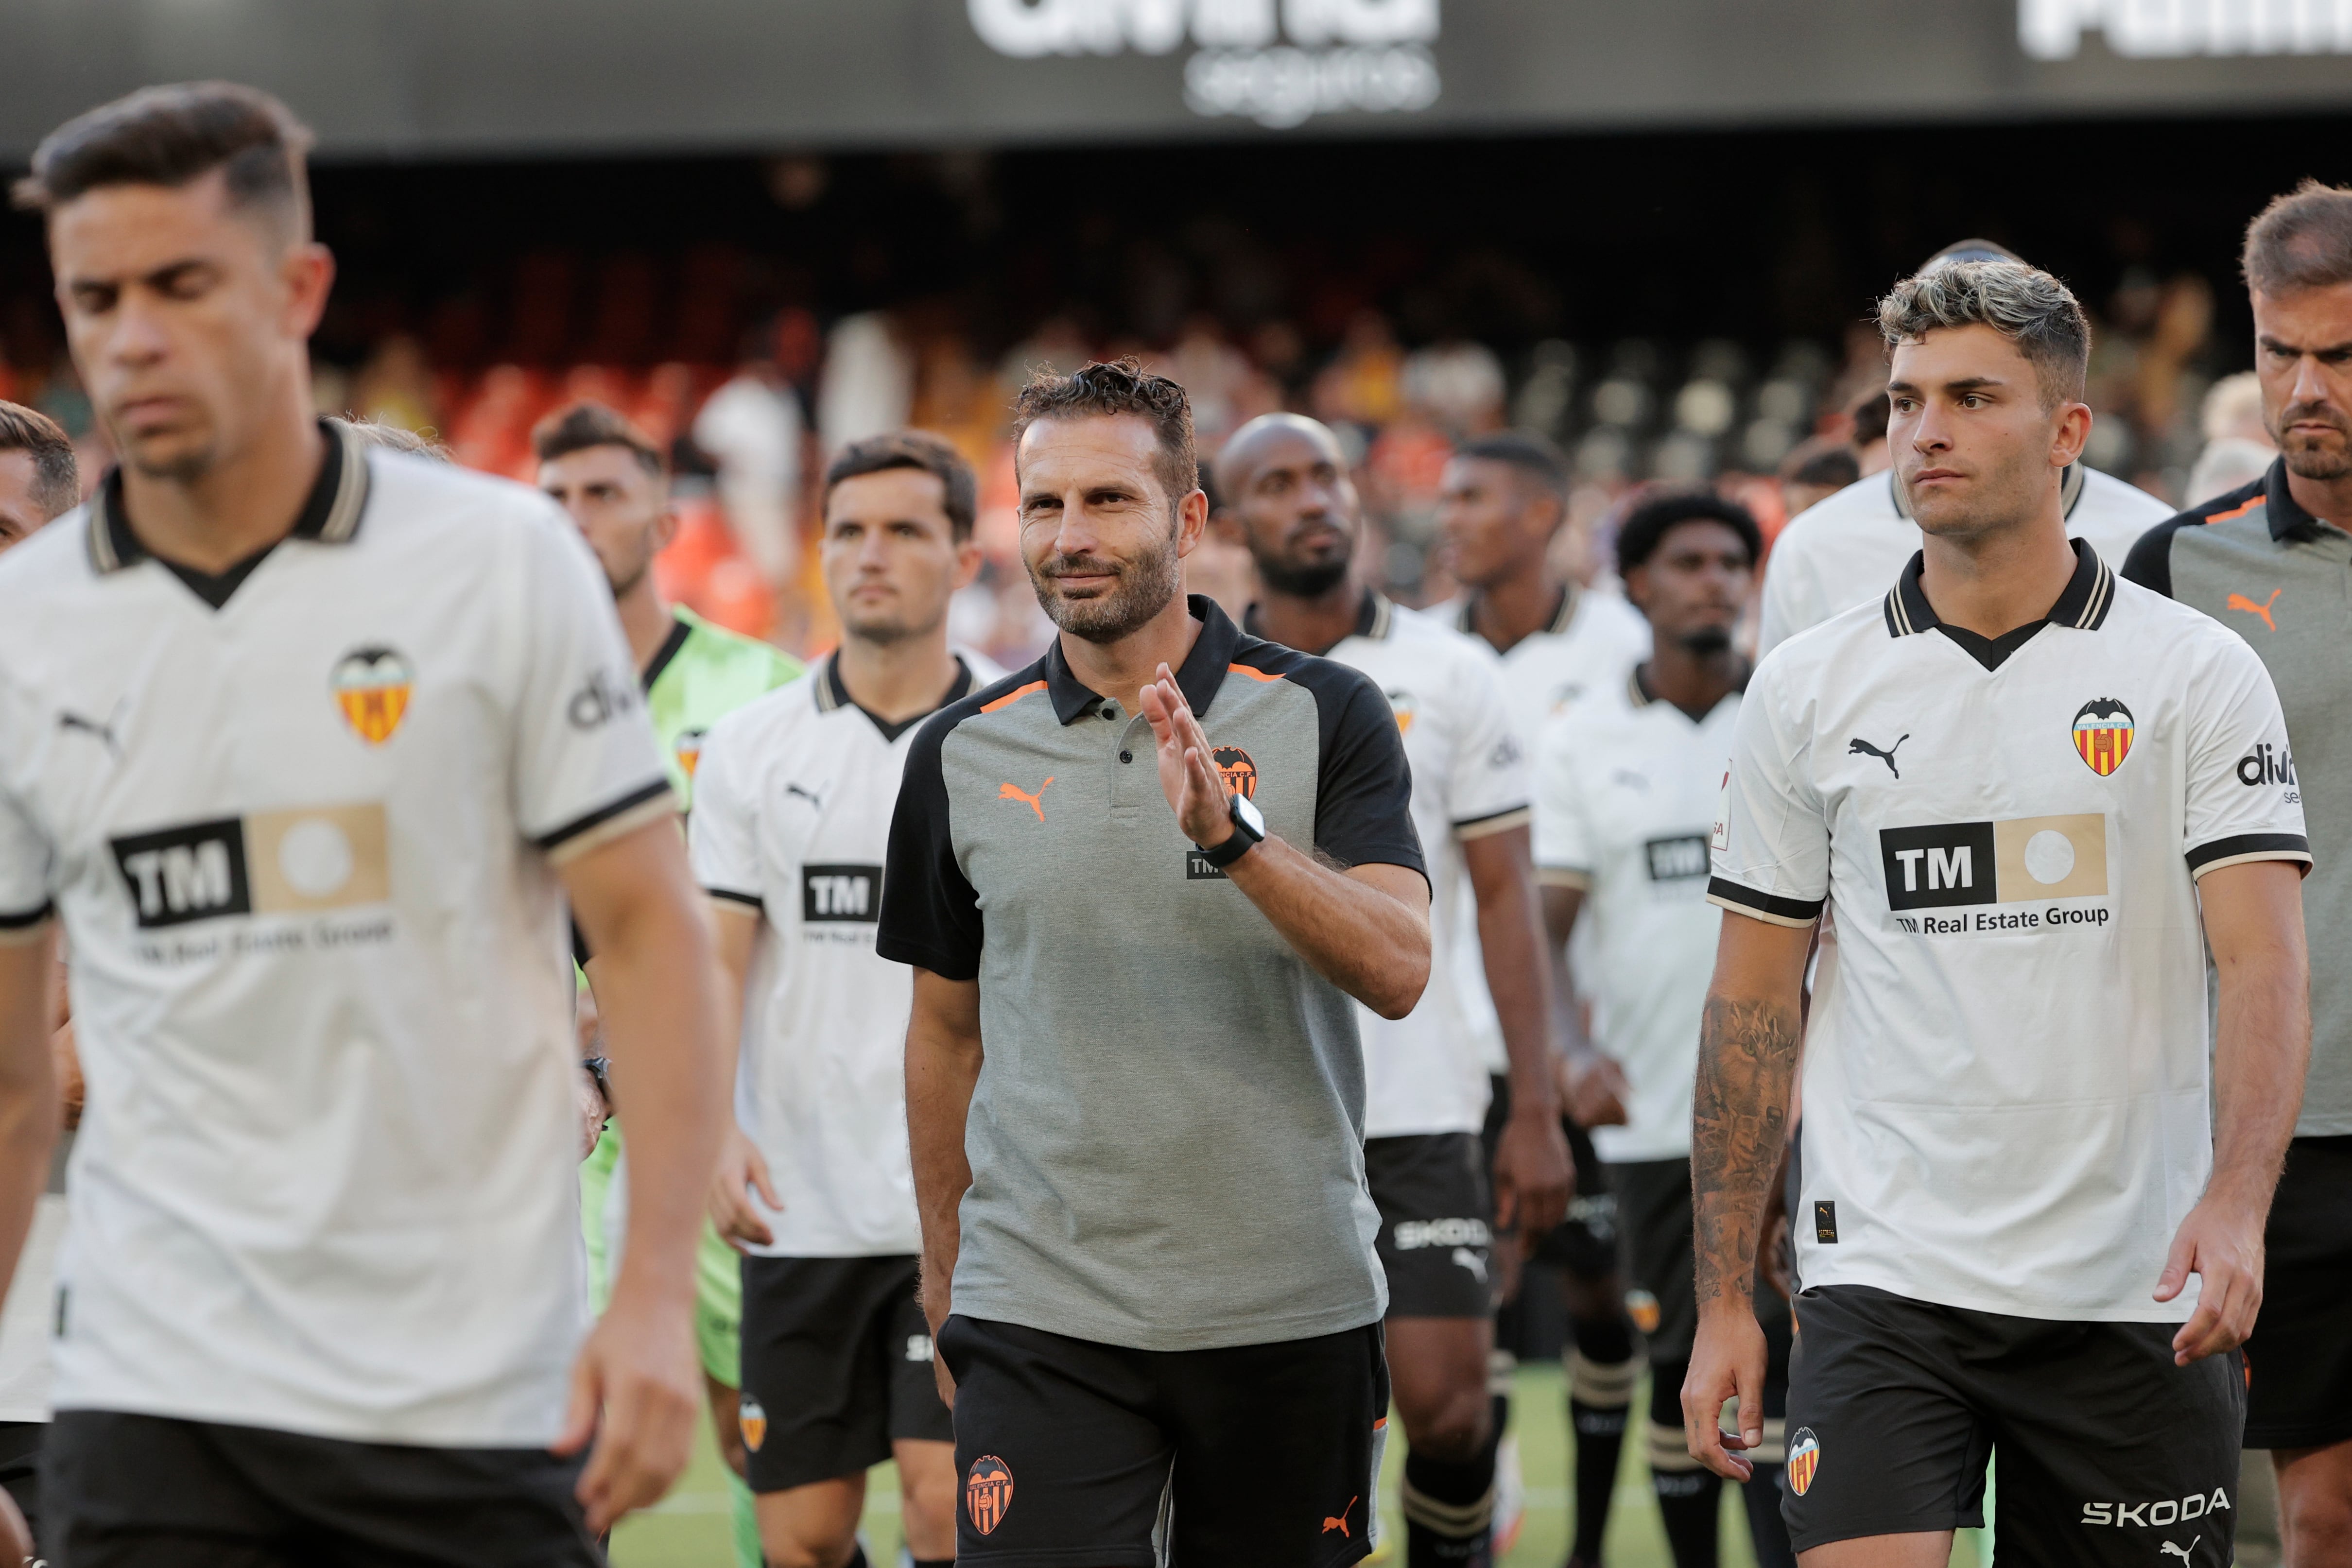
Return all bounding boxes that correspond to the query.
[706,886,764,910]
[2120,472,2268,599]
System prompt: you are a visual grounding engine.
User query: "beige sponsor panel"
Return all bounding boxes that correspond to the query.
[1992,812,2107,902]
[246,803,391,913]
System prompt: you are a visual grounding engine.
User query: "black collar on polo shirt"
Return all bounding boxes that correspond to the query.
[1042,593,1246,724]
[1242,588,1389,658]
[1884,535,2114,672]
[87,417,371,609]
[2260,457,2332,543]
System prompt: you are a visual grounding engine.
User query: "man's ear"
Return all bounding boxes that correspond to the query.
[1175,487,1211,559]
[2052,401,2094,470]
[1623,562,1652,616]
[651,502,682,553]
[954,534,985,591]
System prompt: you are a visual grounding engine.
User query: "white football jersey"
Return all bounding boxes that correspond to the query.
[1712,542,2308,1321]
[0,423,671,1445]
[690,651,1001,1256]
[1535,675,1738,1162]
[1306,596,1529,1138]
[1757,465,2171,660]
[1437,584,1652,1074]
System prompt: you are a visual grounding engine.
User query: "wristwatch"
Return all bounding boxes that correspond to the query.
[1196,792,1266,869]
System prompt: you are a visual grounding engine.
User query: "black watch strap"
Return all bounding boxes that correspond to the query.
[1197,828,1256,869]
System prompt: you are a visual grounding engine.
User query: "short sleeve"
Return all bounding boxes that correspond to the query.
[2181,638,2311,879]
[1532,719,1594,889]
[1447,649,1531,841]
[1311,671,1429,882]
[1706,665,1829,926]
[1755,539,1814,662]
[0,683,54,940]
[509,513,673,863]
[876,712,986,980]
[688,716,765,911]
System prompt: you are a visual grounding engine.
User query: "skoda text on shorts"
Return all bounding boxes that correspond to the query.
[881,362,1432,1568]
[0,84,726,1562]
[1534,490,1798,1568]
[695,431,998,1568]
[1218,411,1571,1568]
[2123,184,2352,1560]
[1685,258,2313,1568]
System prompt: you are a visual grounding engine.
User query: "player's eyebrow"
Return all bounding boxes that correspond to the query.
[2260,333,2352,358]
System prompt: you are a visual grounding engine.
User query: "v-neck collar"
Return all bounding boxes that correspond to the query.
[86,418,369,610]
[818,652,977,742]
[1883,537,2113,672]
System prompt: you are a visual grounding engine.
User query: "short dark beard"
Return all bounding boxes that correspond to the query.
[127,443,216,485]
[1030,531,1183,645]
[1677,626,1733,656]
[1255,555,1349,598]
[2274,402,2352,482]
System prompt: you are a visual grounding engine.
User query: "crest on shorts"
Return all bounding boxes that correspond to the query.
[738,1394,767,1452]
[1211,745,1258,800]
[2072,698,2135,777]
[1788,1427,1821,1496]
[966,1454,1015,1534]
[332,646,415,746]
[1626,1288,1661,1337]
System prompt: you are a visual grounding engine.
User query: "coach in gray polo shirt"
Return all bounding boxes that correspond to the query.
[2124,183,2352,1560]
[881,360,1431,1568]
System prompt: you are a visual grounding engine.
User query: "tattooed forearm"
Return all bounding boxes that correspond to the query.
[1691,993,1800,1309]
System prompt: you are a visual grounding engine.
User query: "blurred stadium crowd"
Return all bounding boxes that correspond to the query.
[0,135,2282,672]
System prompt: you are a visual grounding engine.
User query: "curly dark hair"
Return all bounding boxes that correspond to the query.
[1009,358,1197,509]
[1615,490,1763,578]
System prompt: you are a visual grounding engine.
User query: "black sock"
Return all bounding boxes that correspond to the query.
[1565,1315,1637,1566]
[1741,1464,1796,1568]
[1401,1439,1497,1568]
[1646,1363,1720,1568]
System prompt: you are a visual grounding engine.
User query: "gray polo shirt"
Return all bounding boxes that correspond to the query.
[878,596,1427,1350]
[2126,459,2348,1136]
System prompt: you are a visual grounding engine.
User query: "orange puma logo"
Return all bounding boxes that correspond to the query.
[1322,1497,1358,1536]
[998,777,1055,821]
[2228,588,2282,631]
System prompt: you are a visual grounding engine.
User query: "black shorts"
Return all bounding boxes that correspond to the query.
[1785,1285,2243,1565]
[1608,1157,1698,1365]
[0,1420,40,1557]
[41,1410,598,1568]
[936,1314,1388,1568]
[739,1253,955,1494]
[1366,1132,1494,1318]
[2245,1134,2352,1449]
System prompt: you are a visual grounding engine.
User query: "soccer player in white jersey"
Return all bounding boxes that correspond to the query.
[1218,412,1571,1568]
[0,402,79,1568]
[0,84,725,1564]
[1686,258,2313,1568]
[1534,490,1796,1568]
[1755,240,2172,661]
[1434,431,1649,1567]
[697,431,998,1568]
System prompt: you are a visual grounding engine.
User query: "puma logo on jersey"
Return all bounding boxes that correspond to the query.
[1849,733,1909,778]
[1452,1246,1489,1283]
[999,778,1055,821]
[1323,1497,1358,1536]
[2160,1540,2198,1564]
[57,714,121,757]
[784,783,824,809]
[2227,588,2281,631]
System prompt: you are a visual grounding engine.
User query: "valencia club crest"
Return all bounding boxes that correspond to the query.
[2072,698,2134,777]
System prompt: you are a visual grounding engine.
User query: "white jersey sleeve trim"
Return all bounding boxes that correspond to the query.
[0,904,53,943]
[706,885,764,910]
[1706,879,1822,928]
[2186,834,2313,879]
[1454,804,1531,840]
[536,779,675,865]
